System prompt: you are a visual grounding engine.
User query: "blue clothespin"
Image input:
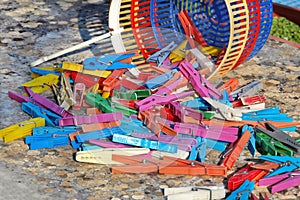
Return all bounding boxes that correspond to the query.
[83,53,136,70]
[25,135,69,150]
[22,102,61,126]
[76,127,126,143]
[242,125,256,157]
[230,80,263,100]
[188,137,207,162]
[32,126,77,136]
[206,138,229,152]
[181,97,211,110]
[146,41,177,66]
[226,180,255,200]
[218,90,232,107]
[259,155,300,177]
[30,67,61,76]
[242,107,293,122]
[144,69,177,89]
[119,117,152,134]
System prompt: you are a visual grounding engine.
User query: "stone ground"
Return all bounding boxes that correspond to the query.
[0,0,300,200]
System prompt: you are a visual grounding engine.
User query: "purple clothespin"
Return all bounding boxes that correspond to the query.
[179,61,221,99]
[8,91,34,103]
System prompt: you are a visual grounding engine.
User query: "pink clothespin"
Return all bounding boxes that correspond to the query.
[72,83,86,110]
[179,61,221,99]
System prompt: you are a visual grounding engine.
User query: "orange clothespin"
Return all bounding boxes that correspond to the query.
[220,129,252,170]
[217,78,239,94]
[102,69,126,98]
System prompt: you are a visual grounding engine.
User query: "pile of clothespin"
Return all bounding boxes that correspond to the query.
[1,40,300,199]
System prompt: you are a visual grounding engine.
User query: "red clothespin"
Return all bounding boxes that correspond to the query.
[232,95,267,108]
[217,78,239,94]
[159,156,227,176]
[72,83,86,110]
[113,99,137,110]
[102,69,126,98]
[220,129,252,170]
[119,77,147,90]
[69,71,101,87]
[178,10,208,48]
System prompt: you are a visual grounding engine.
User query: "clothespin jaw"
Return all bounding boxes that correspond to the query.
[0,118,45,143]
[242,125,256,157]
[22,74,59,93]
[169,40,189,63]
[188,137,207,162]
[83,53,136,70]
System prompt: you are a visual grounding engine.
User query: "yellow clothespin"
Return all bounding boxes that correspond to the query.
[62,62,83,72]
[0,118,45,143]
[52,73,76,110]
[169,40,189,63]
[198,45,222,57]
[85,83,99,95]
[22,74,59,93]
[83,69,112,78]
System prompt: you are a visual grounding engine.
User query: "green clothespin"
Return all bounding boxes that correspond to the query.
[85,92,113,113]
[113,90,151,100]
[198,110,215,119]
[111,101,138,117]
[256,132,294,156]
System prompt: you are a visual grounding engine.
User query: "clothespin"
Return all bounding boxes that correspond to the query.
[8,91,33,103]
[144,69,177,89]
[178,10,208,48]
[179,61,221,99]
[255,122,300,154]
[189,48,215,73]
[58,112,123,126]
[181,97,211,111]
[119,117,152,134]
[217,78,239,94]
[102,69,126,98]
[83,53,136,70]
[167,101,203,124]
[25,134,69,150]
[52,73,76,110]
[163,185,226,200]
[230,80,263,100]
[203,97,243,121]
[243,107,293,122]
[258,155,300,177]
[62,62,83,72]
[69,71,102,87]
[135,90,194,112]
[112,134,178,153]
[88,139,132,148]
[232,95,266,108]
[119,77,146,90]
[30,66,61,77]
[22,74,59,93]
[23,87,74,118]
[85,92,112,113]
[72,83,85,110]
[188,137,207,162]
[258,170,300,194]
[160,156,227,176]
[22,102,61,126]
[220,128,252,169]
[75,148,150,165]
[113,89,151,100]
[32,126,77,135]
[151,149,189,160]
[242,125,256,157]
[0,118,45,143]
[81,121,121,133]
[226,180,255,200]
[256,132,295,156]
[155,74,186,96]
[146,41,177,66]
[169,40,189,63]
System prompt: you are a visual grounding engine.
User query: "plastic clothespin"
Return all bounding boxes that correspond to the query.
[163,185,226,200]
[136,91,194,112]
[217,78,239,94]
[119,118,152,134]
[22,102,61,126]
[220,129,252,170]
[258,170,300,194]
[81,121,121,132]
[230,80,263,100]
[144,69,177,89]
[146,41,177,67]
[178,10,208,48]
[72,83,86,110]
[75,148,150,165]
[242,125,256,157]
[88,139,132,148]
[242,107,293,122]
[30,67,61,77]
[181,97,211,111]
[189,48,215,73]
[22,74,59,93]
[203,97,243,121]
[188,137,207,162]
[179,61,221,99]
[113,89,151,100]
[0,118,45,143]
[255,122,300,154]
[258,155,300,177]
[226,180,255,200]
[32,126,77,136]
[160,156,227,176]
[102,69,126,98]
[62,62,83,72]
[112,134,178,153]
[69,71,101,87]
[256,132,295,156]
[85,92,112,113]
[119,77,146,90]
[25,134,69,150]
[83,53,136,70]
[232,95,266,108]
[169,40,189,63]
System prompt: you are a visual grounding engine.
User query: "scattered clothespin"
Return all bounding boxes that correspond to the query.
[113,89,151,100]
[181,97,211,111]
[72,83,86,110]
[75,148,150,165]
[188,137,207,162]
[22,102,61,126]
[32,126,77,135]
[62,62,83,72]
[0,118,45,143]
[189,48,215,73]
[30,66,61,77]
[242,125,256,157]
[146,41,177,66]
[83,53,136,70]
[81,121,121,132]
[217,78,239,94]
[144,69,177,89]
[226,180,255,200]
[230,80,263,100]
[231,95,266,108]
[102,69,126,98]
[25,134,69,150]
[255,122,300,154]
[163,185,226,200]
[22,74,59,93]
[258,170,300,194]
[88,139,132,148]
[169,40,189,63]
